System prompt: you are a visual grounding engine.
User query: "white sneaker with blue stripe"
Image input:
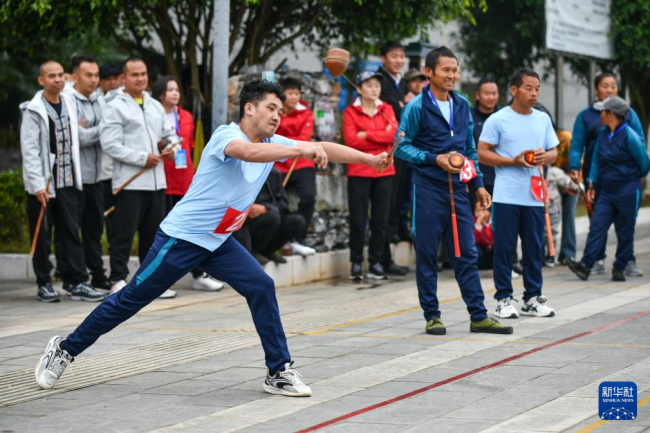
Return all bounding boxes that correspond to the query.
[263,362,312,397]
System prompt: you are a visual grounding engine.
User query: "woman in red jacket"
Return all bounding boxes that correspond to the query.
[152,75,223,292]
[274,77,317,256]
[343,71,397,281]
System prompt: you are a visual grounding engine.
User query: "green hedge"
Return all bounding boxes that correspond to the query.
[0,168,28,252]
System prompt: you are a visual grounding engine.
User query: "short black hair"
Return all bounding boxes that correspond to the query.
[121,56,146,74]
[152,75,177,102]
[380,41,405,57]
[239,79,286,120]
[595,72,617,89]
[509,68,540,88]
[71,55,98,73]
[279,77,302,92]
[424,46,458,71]
[476,76,497,92]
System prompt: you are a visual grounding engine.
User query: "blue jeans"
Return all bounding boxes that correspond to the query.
[64,230,291,372]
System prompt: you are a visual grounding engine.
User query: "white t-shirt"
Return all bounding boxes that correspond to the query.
[160,122,296,251]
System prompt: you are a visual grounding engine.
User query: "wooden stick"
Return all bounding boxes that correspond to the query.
[30,177,51,258]
[448,172,461,258]
[377,131,405,174]
[282,158,299,188]
[103,167,148,216]
[539,165,555,257]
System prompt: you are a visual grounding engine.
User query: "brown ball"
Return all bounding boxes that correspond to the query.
[448,153,465,169]
[325,48,350,78]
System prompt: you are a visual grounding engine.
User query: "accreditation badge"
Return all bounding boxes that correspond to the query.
[175,148,187,169]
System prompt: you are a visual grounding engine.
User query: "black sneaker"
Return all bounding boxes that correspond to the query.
[367,263,387,280]
[253,253,269,266]
[384,262,409,276]
[70,282,105,302]
[37,283,60,303]
[612,268,626,282]
[544,257,556,268]
[62,282,74,294]
[264,252,287,264]
[349,262,363,281]
[512,262,523,275]
[91,277,111,293]
[566,258,590,281]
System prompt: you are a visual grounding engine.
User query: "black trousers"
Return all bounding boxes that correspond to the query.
[109,189,166,281]
[165,194,203,278]
[284,167,316,242]
[27,187,88,286]
[383,158,408,265]
[81,183,106,284]
[348,176,393,264]
[234,210,306,255]
[102,179,115,247]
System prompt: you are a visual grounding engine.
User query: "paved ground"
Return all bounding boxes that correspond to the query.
[2,224,650,433]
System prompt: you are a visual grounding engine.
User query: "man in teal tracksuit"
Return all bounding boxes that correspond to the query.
[569,73,646,276]
[395,46,512,336]
[567,96,650,282]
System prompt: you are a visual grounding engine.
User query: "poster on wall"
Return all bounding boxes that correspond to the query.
[545,0,614,59]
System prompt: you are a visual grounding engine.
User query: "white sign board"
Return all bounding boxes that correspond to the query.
[545,0,614,60]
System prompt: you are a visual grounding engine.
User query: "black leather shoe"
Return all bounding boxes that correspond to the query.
[265,252,287,264]
[384,262,409,276]
[566,258,590,281]
[612,267,626,282]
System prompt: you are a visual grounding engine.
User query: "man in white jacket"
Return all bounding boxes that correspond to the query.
[21,60,105,303]
[100,57,177,297]
[68,55,111,292]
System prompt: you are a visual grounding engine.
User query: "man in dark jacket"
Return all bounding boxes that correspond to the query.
[377,41,410,275]
[234,167,306,265]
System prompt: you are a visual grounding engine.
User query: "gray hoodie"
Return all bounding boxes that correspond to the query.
[20,90,83,197]
[100,91,177,192]
[67,87,103,184]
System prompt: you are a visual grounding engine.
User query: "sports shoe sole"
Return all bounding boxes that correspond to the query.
[366,274,387,280]
[521,310,555,317]
[470,325,514,334]
[35,336,61,389]
[262,383,312,397]
[494,311,519,319]
[349,275,363,281]
[425,327,447,335]
[70,295,105,302]
[37,296,60,303]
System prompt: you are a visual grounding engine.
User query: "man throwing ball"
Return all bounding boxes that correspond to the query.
[35,80,392,397]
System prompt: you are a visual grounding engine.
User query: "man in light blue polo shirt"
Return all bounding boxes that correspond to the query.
[35,79,392,398]
[478,68,558,320]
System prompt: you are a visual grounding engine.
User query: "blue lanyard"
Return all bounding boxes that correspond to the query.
[608,122,627,140]
[428,90,453,136]
[174,108,180,135]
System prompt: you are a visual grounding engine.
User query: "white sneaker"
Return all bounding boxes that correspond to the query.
[262,362,312,397]
[495,297,519,319]
[160,289,177,299]
[110,279,127,294]
[625,260,644,277]
[521,296,556,317]
[192,273,224,291]
[591,260,607,275]
[35,336,73,389]
[291,242,316,257]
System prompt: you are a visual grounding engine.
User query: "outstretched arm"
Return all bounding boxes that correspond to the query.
[225,140,328,167]
[308,141,392,170]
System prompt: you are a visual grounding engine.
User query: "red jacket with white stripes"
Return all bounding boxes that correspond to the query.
[342,98,396,178]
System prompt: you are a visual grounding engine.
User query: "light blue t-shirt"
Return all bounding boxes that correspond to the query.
[160,122,296,251]
[436,97,452,125]
[479,106,559,207]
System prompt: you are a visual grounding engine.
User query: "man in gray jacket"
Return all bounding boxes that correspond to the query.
[68,55,110,291]
[21,60,105,303]
[101,57,177,297]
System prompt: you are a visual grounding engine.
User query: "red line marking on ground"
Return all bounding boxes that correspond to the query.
[295,309,650,433]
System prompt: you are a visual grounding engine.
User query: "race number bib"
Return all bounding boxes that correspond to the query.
[459,159,478,183]
[531,176,550,203]
[214,206,251,234]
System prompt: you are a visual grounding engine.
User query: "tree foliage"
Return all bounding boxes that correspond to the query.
[0,0,485,116]
[455,0,649,137]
